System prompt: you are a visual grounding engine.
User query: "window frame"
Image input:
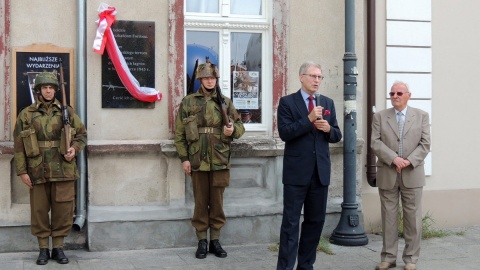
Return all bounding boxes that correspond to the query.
[186,0,266,20]
[184,0,272,133]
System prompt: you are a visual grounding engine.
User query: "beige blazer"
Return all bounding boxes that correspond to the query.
[371,107,431,189]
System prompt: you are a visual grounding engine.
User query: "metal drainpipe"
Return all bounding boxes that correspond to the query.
[366,0,377,187]
[73,0,87,230]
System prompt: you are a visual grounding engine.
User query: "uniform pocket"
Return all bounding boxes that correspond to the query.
[20,129,40,157]
[183,115,199,143]
[213,143,230,167]
[213,169,230,187]
[55,181,75,202]
[188,142,201,170]
[27,155,43,179]
[62,159,77,178]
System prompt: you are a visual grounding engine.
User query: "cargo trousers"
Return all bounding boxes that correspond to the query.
[30,181,75,248]
[191,170,230,240]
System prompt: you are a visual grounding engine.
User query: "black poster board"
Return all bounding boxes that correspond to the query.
[101,20,155,108]
[13,44,74,118]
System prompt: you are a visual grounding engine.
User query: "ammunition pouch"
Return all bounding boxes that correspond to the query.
[183,115,199,143]
[20,128,40,158]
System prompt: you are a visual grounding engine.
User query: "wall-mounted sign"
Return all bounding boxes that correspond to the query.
[13,44,74,118]
[101,20,155,108]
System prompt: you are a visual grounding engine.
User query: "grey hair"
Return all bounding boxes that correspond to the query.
[391,80,410,92]
[299,61,322,75]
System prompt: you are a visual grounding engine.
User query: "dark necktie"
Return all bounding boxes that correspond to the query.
[308,96,314,112]
[397,112,405,157]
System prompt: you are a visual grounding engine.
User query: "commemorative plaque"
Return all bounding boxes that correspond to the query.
[102,20,155,108]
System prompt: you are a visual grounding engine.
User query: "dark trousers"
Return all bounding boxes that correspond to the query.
[277,171,329,270]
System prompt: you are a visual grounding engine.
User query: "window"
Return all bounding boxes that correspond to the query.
[186,0,262,16]
[185,0,271,132]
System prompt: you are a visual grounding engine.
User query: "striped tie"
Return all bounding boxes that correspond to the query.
[397,112,405,157]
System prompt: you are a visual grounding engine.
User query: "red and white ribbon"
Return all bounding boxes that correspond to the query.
[93,3,161,102]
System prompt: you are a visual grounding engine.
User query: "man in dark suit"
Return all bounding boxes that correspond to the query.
[276,61,342,270]
[372,81,430,270]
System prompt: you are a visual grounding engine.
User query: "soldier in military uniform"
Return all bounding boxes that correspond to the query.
[175,59,245,259]
[13,72,87,265]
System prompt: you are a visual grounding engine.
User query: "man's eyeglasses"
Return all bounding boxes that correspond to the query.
[389,91,409,97]
[303,74,324,80]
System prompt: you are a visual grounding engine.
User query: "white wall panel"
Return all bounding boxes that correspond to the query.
[407,100,432,121]
[387,99,431,123]
[387,47,432,72]
[424,153,432,176]
[387,21,431,46]
[387,0,431,21]
[386,73,432,99]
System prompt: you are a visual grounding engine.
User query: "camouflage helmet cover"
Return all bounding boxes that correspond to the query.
[196,57,220,80]
[34,72,59,91]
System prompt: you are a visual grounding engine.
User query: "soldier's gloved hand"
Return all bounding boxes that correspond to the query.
[223,123,234,137]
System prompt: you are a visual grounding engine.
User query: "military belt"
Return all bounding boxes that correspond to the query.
[198,127,221,135]
[38,140,61,148]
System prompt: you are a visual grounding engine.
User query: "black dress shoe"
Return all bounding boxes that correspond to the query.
[209,240,227,258]
[195,239,208,259]
[36,248,50,265]
[51,248,69,264]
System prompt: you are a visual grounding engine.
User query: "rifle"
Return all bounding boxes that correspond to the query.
[203,59,231,128]
[207,60,231,128]
[59,59,71,154]
[187,59,199,95]
[215,84,232,128]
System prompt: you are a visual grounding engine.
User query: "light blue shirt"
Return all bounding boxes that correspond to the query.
[300,89,317,110]
[395,107,408,122]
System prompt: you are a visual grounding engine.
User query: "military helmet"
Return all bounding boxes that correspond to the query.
[196,57,220,80]
[34,72,59,91]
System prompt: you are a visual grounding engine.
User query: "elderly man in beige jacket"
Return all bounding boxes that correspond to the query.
[372,81,431,270]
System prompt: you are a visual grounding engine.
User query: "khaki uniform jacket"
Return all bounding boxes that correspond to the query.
[13,99,87,185]
[174,87,245,171]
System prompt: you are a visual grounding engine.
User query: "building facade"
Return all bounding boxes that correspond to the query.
[0,0,478,252]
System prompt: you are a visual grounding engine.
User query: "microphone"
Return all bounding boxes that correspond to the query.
[314,93,322,120]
